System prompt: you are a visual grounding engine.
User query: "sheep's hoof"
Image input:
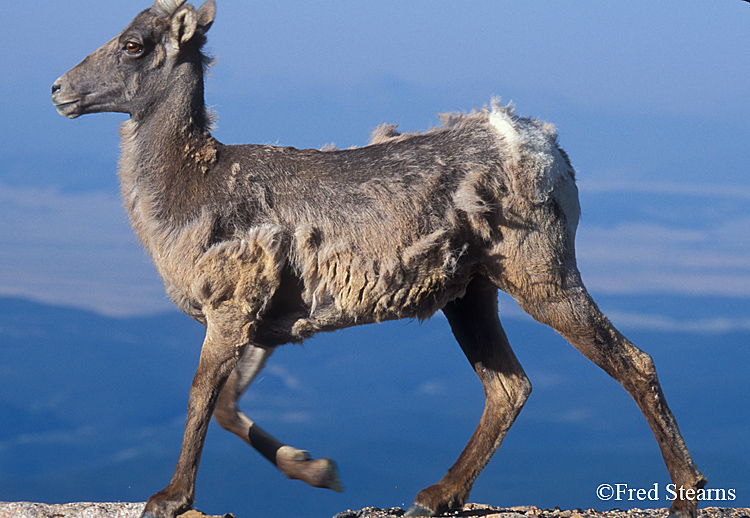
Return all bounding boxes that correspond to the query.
[276,447,345,493]
[323,459,345,493]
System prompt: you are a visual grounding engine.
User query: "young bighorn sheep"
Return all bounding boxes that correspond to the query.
[51,1,706,517]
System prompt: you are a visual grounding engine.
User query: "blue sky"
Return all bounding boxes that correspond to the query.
[0,0,749,513]
[2,0,750,321]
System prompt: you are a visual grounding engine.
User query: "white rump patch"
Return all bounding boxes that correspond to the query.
[485,99,571,203]
[488,102,520,145]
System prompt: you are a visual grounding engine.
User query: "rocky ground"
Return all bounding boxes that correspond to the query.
[0,502,230,518]
[0,503,747,518]
[332,505,750,518]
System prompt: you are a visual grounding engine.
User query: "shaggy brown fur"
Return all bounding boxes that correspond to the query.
[51,2,705,518]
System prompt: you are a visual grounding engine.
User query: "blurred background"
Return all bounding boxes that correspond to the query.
[1,1,748,516]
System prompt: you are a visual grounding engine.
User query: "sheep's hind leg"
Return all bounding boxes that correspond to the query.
[407,278,532,516]
[516,281,704,518]
[213,344,344,492]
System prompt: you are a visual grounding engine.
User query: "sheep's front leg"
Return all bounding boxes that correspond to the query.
[140,313,247,518]
[214,345,343,492]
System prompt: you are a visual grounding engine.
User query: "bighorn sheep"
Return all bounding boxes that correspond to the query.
[51,2,706,517]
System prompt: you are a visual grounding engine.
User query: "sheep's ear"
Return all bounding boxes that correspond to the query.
[170,4,198,47]
[196,1,216,35]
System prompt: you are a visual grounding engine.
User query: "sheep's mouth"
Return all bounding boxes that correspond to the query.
[53,99,81,119]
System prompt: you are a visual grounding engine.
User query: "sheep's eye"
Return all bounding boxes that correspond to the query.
[124,41,143,54]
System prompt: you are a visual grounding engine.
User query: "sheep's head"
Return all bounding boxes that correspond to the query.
[51,0,215,120]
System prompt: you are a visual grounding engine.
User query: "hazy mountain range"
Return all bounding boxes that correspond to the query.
[0,295,746,517]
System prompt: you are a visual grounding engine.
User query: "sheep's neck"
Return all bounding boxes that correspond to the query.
[117,68,220,262]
